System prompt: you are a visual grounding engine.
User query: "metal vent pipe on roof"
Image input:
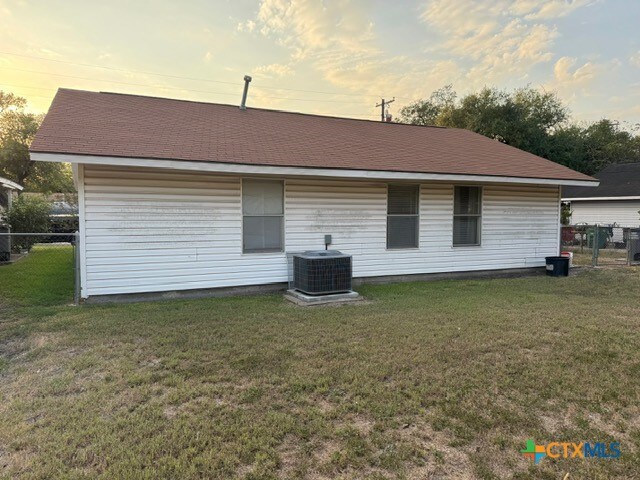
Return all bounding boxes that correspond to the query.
[240,75,252,110]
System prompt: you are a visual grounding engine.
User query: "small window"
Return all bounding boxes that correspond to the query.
[453,186,482,246]
[387,184,419,249]
[242,179,284,253]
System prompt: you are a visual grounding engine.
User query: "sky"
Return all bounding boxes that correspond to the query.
[1,0,639,125]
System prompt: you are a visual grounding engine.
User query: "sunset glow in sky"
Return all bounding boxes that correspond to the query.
[1,0,639,124]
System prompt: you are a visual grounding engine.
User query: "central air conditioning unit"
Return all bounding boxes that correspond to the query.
[293,250,352,295]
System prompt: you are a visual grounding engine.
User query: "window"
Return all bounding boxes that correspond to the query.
[453,186,482,246]
[242,179,284,253]
[387,184,419,249]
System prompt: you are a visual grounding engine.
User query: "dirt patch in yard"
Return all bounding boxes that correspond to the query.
[399,421,475,480]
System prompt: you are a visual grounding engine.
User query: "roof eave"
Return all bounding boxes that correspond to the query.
[562,196,640,201]
[30,151,599,187]
[0,177,24,191]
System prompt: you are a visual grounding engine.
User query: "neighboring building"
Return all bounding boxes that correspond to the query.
[50,197,79,234]
[0,176,23,262]
[0,176,23,215]
[30,89,597,300]
[562,162,640,227]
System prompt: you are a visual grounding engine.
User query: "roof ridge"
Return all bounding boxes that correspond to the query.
[57,88,448,129]
[600,161,640,173]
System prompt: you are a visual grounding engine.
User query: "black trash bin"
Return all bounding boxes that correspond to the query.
[0,224,10,263]
[545,256,569,277]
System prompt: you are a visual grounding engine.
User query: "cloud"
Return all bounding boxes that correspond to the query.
[630,51,640,68]
[553,56,597,85]
[237,20,256,32]
[514,0,592,20]
[243,0,399,102]
[203,51,213,62]
[255,0,377,60]
[237,0,592,117]
[419,0,577,85]
[254,63,294,77]
[243,0,460,104]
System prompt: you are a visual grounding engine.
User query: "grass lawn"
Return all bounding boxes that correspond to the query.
[0,244,75,306]
[1,249,639,479]
[564,246,630,267]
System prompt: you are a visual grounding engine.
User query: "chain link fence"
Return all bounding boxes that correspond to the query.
[561,225,640,267]
[0,232,79,305]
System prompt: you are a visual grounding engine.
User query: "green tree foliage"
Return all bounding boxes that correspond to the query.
[4,194,51,250]
[0,91,74,192]
[399,86,640,175]
[561,203,573,226]
[581,119,640,174]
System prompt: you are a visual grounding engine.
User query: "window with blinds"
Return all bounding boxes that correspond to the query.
[242,179,284,253]
[387,184,419,249]
[453,186,482,246]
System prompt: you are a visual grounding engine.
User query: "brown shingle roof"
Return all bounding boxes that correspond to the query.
[31,89,594,182]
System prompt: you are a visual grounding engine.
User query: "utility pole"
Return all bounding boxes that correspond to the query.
[375,97,394,122]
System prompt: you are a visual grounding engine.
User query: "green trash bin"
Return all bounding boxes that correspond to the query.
[587,227,610,249]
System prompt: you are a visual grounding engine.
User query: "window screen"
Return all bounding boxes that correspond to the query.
[453,186,481,246]
[387,185,419,249]
[242,179,284,253]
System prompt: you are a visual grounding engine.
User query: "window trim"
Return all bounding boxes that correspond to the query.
[452,185,482,247]
[241,178,285,254]
[386,183,420,250]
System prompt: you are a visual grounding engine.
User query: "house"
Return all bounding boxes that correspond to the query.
[562,162,640,228]
[0,176,23,214]
[30,89,597,300]
[1,176,23,262]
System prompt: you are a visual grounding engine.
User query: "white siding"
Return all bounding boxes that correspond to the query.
[81,165,561,297]
[570,200,640,227]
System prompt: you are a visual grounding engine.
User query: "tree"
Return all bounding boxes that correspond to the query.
[581,119,640,174]
[561,203,573,226]
[3,194,51,250]
[400,86,568,157]
[0,91,74,192]
[398,84,456,126]
[545,125,586,173]
[398,86,640,175]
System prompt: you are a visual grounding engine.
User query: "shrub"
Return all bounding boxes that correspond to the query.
[5,195,51,251]
[561,203,573,226]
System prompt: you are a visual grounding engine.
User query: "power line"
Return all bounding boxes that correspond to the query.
[3,66,370,104]
[0,82,56,92]
[0,51,242,87]
[0,50,388,100]
[0,85,53,100]
[375,97,395,122]
[3,67,240,97]
[0,83,377,118]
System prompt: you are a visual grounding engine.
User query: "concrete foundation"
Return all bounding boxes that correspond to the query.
[84,266,547,304]
[284,289,361,306]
